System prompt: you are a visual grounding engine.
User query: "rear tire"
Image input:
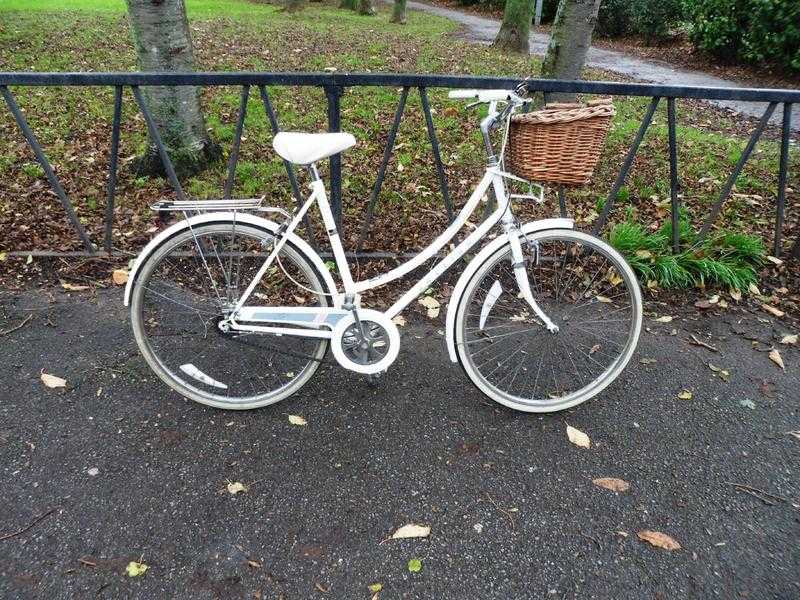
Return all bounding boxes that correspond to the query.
[130,221,331,410]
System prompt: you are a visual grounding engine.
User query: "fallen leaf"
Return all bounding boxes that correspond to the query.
[762,304,785,318]
[247,559,261,568]
[739,399,756,410]
[589,344,600,354]
[87,467,99,476]
[566,425,591,449]
[708,363,731,382]
[592,477,630,492]
[112,269,129,285]
[391,315,406,327]
[391,523,431,540]
[125,561,148,577]
[0,252,6,261]
[288,414,307,426]
[637,530,681,551]
[227,481,248,495]
[780,334,797,345]
[596,295,612,303]
[61,282,89,292]
[747,283,761,296]
[40,371,67,388]
[768,349,785,370]
[766,255,783,266]
[729,288,742,301]
[314,582,329,593]
[367,583,383,593]
[677,390,693,400]
[654,315,674,323]
[418,296,440,319]
[407,558,422,573]
[639,357,657,365]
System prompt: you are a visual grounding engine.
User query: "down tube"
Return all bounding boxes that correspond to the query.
[384,173,509,319]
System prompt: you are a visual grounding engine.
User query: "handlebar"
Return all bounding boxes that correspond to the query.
[447,89,521,103]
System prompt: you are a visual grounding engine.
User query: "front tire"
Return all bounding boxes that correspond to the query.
[454,229,642,413]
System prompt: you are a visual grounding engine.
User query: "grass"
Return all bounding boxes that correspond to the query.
[0,0,797,291]
[608,212,765,290]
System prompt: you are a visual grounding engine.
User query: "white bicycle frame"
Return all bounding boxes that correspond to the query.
[228,163,559,338]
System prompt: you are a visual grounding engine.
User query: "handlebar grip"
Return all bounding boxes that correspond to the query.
[448,89,479,99]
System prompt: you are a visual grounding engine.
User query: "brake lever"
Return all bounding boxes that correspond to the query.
[466,101,481,109]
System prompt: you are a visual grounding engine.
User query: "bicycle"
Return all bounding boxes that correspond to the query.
[124,87,643,413]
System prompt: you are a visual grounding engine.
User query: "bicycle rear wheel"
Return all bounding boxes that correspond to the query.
[454,229,642,413]
[130,222,330,410]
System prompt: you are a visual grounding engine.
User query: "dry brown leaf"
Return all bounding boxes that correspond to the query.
[40,371,67,388]
[748,283,761,296]
[780,334,797,345]
[637,530,681,551]
[61,282,89,292]
[595,295,612,303]
[391,315,406,327]
[566,425,591,449]
[768,349,785,370]
[729,288,742,301]
[314,582,330,593]
[418,296,440,319]
[592,477,630,493]
[654,315,673,323]
[766,255,783,266]
[677,390,693,400]
[390,523,431,540]
[226,481,248,495]
[288,414,308,426]
[112,269,129,285]
[762,304,785,318]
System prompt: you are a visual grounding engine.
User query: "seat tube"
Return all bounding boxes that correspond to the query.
[311,164,356,293]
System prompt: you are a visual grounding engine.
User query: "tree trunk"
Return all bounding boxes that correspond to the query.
[358,0,375,15]
[340,0,357,9]
[540,0,601,103]
[126,0,220,178]
[391,0,407,23]
[284,0,306,12]
[492,0,533,53]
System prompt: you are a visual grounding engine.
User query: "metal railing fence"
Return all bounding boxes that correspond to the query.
[0,71,797,259]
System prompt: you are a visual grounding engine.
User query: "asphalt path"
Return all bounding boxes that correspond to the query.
[0,288,798,599]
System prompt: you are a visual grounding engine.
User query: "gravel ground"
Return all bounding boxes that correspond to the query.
[0,287,798,599]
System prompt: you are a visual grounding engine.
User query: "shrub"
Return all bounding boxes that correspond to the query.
[685,0,800,72]
[630,0,684,43]
[596,0,632,38]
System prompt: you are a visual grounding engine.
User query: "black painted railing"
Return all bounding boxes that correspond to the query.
[0,71,797,258]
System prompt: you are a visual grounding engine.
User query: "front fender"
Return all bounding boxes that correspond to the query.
[123,212,337,306]
[444,218,574,363]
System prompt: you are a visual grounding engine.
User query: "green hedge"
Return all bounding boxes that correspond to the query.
[686,0,800,72]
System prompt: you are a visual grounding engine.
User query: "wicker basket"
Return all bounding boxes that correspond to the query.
[506,98,615,187]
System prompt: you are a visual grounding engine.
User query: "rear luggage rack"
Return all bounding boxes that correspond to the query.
[150,197,292,220]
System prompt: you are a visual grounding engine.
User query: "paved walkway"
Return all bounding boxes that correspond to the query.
[399,0,799,130]
[0,287,798,598]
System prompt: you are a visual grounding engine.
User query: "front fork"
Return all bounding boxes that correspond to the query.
[502,217,560,334]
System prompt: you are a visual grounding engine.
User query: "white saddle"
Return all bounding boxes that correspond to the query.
[273,132,356,165]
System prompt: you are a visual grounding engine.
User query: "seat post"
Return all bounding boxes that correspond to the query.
[307,162,321,181]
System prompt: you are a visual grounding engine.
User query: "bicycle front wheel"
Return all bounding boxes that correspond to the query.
[454,229,642,413]
[130,221,330,410]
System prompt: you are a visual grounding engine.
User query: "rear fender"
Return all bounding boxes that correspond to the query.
[123,212,337,306]
[444,218,574,362]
